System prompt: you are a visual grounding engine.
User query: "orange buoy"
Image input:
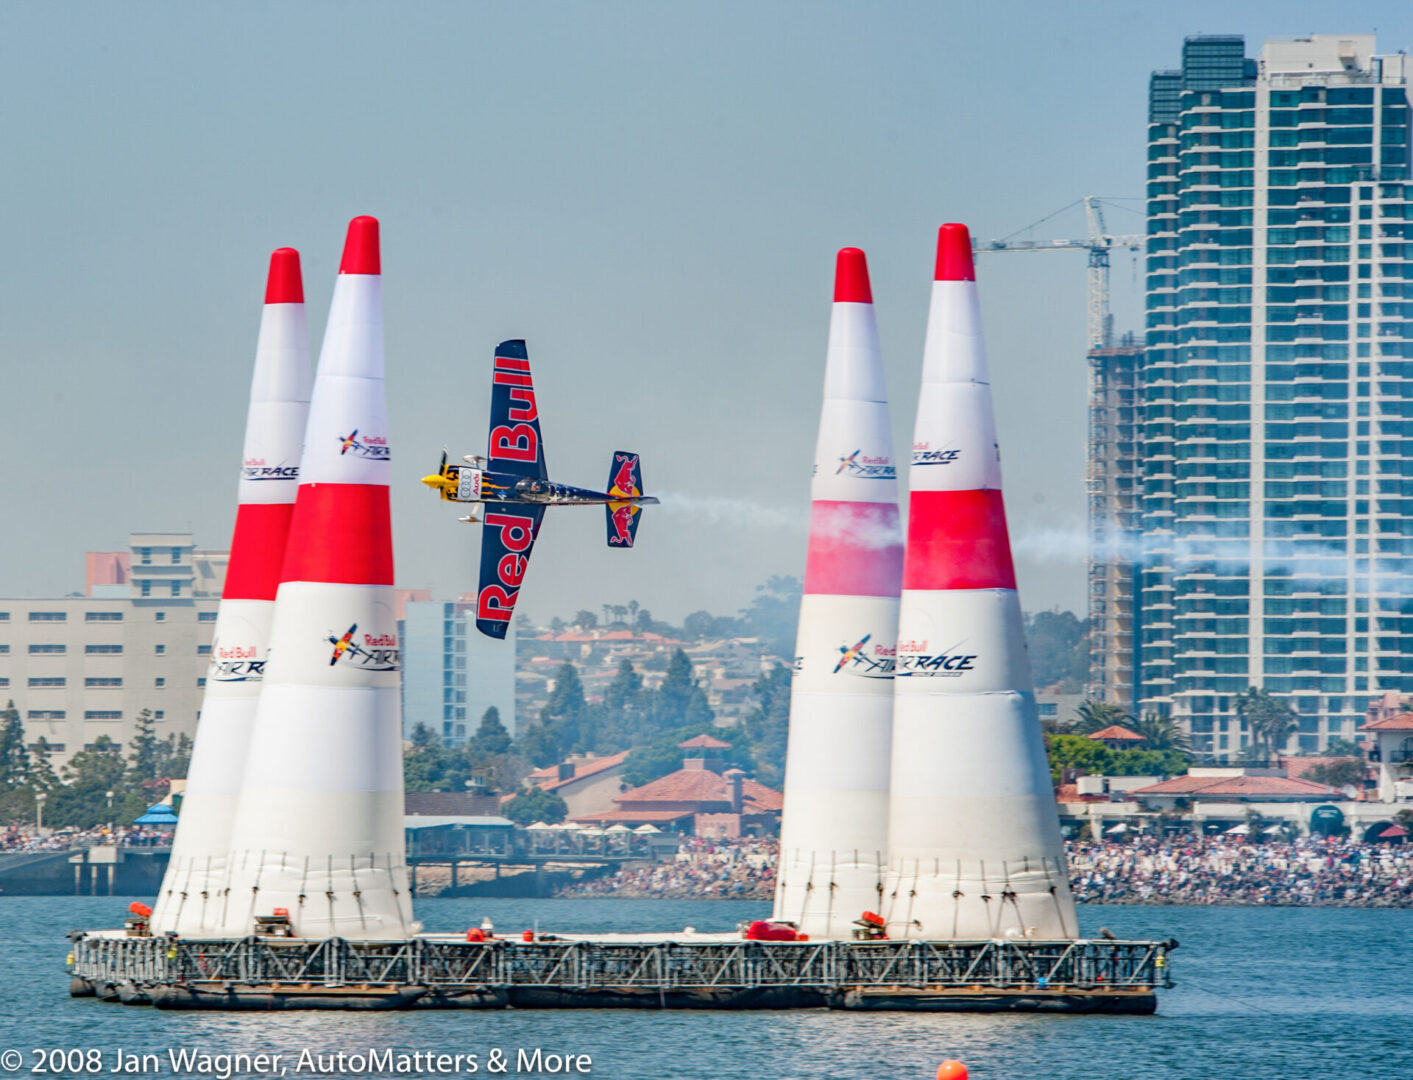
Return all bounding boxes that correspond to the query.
[936,1061,968,1080]
[128,902,152,918]
[523,930,534,942]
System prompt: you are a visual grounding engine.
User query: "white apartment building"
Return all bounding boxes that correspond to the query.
[0,533,222,768]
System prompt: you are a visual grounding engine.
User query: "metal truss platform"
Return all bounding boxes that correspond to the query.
[68,932,1174,1013]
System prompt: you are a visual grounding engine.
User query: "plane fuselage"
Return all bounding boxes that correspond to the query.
[427,464,657,508]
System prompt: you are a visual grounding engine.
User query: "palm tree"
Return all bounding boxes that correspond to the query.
[1073,699,1132,735]
[1133,712,1191,753]
[1235,688,1296,760]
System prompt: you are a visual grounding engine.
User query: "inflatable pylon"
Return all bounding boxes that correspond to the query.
[218,216,417,939]
[882,224,1078,940]
[772,248,903,938]
[150,249,311,936]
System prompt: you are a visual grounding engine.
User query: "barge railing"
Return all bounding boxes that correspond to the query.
[71,934,1173,994]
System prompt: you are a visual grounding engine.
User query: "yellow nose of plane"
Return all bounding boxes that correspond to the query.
[421,474,449,491]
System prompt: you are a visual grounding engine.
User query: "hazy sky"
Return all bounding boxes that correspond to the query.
[2,2,1409,622]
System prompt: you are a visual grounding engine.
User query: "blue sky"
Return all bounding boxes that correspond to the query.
[1,2,1408,622]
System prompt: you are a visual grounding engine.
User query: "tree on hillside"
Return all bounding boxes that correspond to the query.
[1073,700,1131,735]
[48,736,143,828]
[1045,734,1189,787]
[28,738,58,793]
[1305,758,1368,790]
[126,709,162,787]
[650,650,713,731]
[156,732,192,784]
[598,660,651,748]
[504,786,568,826]
[742,663,791,786]
[621,723,756,789]
[573,610,597,630]
[738,576,801,660]
[684,610,737,640]
[471,707,511,756]
[0,701,26,789]
[1025,610,1090,692]
[516,662,588,766]
[404,722,461,792]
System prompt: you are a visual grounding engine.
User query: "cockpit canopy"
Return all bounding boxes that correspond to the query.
[515,478,551,497]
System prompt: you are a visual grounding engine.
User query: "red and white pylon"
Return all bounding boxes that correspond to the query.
[218,216,416,939]
[150,249,311,936]
[772,248,903,938]
[882,224,1077,940]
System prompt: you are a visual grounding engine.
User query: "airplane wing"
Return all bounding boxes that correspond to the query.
[487,339,548,481]
[475,506,545,638]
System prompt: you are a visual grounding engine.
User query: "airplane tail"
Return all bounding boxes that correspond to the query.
[605,450,650,548]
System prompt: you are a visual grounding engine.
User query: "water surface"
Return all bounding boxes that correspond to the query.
[3,897,1407,1079]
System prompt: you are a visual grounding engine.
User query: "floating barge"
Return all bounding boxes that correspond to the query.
[69,932,1174,1013]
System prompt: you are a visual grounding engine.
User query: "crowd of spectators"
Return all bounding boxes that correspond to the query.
[559,836,778,899]
[8,824,1413,908]
[558,833,1413,907]
[0,825,172,853]
[1068,834,1413,907]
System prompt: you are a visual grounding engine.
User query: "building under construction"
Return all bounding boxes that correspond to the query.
[1086,336,1143,715]
[974,199,1143,712]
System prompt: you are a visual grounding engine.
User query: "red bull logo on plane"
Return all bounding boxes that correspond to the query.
[607,503,637,546]
[835,449,895,479]
[609,453,641,498]
[337,430,391,460]
[477,512,537,626]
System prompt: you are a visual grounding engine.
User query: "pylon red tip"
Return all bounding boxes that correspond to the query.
[934,223,975,282]
[339,215,381,275]
[264,248,304,304]
[833,247,873,303]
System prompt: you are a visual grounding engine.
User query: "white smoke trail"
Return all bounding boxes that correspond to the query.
[1013,520,1408,592]
[1010,524,1094,564]
[654,492,807,531]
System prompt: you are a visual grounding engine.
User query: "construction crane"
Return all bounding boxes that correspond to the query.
[972,196,1143,351]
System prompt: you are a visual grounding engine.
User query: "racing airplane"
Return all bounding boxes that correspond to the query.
[422,339,659,639]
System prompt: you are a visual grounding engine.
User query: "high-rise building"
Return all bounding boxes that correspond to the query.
[401,598,517,744]
[1140,34,1412,756]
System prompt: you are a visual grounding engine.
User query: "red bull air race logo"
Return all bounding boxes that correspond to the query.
[208,641,263,682]
[240,457,300,482]
[896,639,978,677]
[337,430,391,460]
[818,633,895,678]
[327,624,399,671]
[911,441,960,467]
[834,449,895,479]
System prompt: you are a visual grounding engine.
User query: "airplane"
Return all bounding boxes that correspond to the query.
[422,339,659,639]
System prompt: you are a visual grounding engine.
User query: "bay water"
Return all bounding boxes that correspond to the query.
[3,897,1408,1079]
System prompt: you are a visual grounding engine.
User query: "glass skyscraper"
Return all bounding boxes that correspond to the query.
[1140,35,1413,756]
